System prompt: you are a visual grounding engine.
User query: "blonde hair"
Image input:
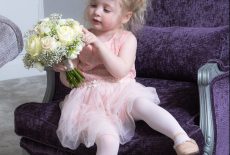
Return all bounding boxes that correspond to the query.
[84,0,148,33]
[121,0,148,33]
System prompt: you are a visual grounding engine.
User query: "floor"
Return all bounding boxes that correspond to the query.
[0,75,46,155]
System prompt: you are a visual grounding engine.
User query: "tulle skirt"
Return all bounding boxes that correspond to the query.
[56,78,160,149]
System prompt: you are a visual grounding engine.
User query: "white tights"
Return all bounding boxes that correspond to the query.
[95,98,190,155]
[131,98,191,146]
[96,134,120,155]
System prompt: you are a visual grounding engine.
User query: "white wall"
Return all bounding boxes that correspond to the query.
[0,0,87,81]
[44,0,87,23]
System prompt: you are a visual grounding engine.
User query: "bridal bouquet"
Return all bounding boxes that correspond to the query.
[23,14,85,88]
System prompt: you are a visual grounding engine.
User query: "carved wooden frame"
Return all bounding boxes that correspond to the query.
[198,63,226,155]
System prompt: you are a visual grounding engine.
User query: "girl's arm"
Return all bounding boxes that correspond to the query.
[83,29,137,79]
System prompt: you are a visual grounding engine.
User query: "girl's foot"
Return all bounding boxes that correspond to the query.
[174,139,199,155]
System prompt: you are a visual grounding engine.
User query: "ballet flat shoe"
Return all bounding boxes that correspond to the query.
[174,139,199,155]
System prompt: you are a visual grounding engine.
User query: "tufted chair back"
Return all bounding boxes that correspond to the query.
[145,0,229,27]
[135,0,229,82]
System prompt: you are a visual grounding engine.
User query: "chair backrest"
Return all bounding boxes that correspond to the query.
[135,0,229,82]
[145,0,229,27]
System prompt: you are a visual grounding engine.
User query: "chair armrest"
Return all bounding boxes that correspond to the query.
[208,59,229,72]
[43,68,71,103]
[43,68,56,103]
[0,15,23,67]
[198,62,229,155]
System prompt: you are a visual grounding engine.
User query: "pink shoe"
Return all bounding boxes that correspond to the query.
[174,139,199,155]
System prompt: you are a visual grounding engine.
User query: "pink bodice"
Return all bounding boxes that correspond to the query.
[77,30,136,82]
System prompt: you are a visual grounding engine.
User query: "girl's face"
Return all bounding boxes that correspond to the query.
[86,0,131,32]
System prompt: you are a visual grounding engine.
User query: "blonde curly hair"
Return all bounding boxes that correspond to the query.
[121,0,148,33]
[84,0,148,33]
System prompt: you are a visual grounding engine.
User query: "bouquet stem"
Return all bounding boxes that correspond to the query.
[63,59,84,88]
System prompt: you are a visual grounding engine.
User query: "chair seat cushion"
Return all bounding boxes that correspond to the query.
[15,78,204,155]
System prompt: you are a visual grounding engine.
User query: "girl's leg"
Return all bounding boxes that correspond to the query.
[95,134,120,155]
[130,98,191,146]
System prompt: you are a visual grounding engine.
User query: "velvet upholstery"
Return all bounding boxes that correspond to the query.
[146,0,229,27]
[136,26,229,81]
[14,0,229,154]
[15,78,204,155]
[211,74,229,155]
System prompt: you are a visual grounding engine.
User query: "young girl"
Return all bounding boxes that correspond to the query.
[53,0,199,154]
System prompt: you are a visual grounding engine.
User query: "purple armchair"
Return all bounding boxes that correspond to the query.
[14,0,229,155]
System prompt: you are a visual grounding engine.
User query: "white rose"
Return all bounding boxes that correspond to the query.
[41,36,58,51]
[25,35,42,57]
[38,22,51,35]
[57,26,76,45]
[72,21,83,34]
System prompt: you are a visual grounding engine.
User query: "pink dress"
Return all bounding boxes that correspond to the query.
[56,30,160,149]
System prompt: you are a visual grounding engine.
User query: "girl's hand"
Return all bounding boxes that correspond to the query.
[82,28,99,45]
[53,59,79,72]
[53,62,67,72]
